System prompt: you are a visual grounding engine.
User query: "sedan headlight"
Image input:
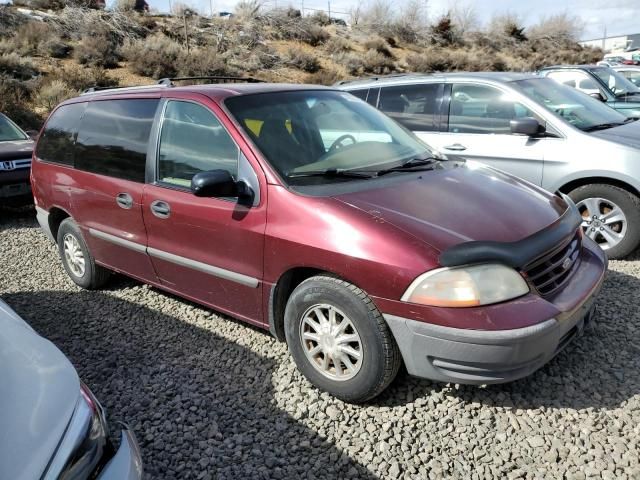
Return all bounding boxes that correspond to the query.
[402,264,530,307]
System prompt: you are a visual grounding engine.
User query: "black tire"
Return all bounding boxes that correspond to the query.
[284,276,401,403]
[57,218,110,289]
[569,183,640,259]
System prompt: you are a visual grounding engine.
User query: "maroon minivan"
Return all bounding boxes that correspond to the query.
[31,80,607,402]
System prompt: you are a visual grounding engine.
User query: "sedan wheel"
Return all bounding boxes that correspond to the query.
[577,197,627,251]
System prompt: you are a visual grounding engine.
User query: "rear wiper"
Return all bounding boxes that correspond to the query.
[286,168,373,179]
[582,122,626,132]
[375,157,440,176]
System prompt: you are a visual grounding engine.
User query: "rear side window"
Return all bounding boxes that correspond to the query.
[157,101,239,188]
[378,84,442,131]
[35,102,86,166]
[75,99,159,183]
[348,89,368,101]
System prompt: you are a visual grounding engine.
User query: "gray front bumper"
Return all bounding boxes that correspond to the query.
[384,293,599,385]
[98,427,143,480]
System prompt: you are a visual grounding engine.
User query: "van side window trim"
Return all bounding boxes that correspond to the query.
[88,228,259,288]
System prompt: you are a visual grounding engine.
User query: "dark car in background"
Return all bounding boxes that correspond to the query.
[0,113,34,206]
[539,65,640,117]
[0,298,143,480]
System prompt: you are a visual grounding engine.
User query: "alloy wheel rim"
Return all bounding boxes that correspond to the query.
[576,197,627,250]
[299,304,363,381]
[63,233,86,277]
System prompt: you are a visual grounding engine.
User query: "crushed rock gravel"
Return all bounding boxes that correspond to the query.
[1,208,639,479]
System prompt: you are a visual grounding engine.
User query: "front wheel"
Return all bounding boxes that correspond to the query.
[284,276,401,403]
[569,183,640,259]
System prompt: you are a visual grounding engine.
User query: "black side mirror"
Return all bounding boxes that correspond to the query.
[191,170,239,198]
[510,117,544,136]
[25,130,39,140]
[589,92,606,102]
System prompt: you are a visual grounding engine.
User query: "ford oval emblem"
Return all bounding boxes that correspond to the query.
[562,257,572,270]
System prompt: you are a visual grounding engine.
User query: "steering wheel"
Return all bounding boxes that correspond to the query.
[328,134,356,153]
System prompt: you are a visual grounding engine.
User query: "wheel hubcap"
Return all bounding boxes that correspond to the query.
[299,304,363,381]
[576,197,627,251]
[63,233,85,277]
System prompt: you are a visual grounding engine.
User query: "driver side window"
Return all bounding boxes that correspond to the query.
[547,71,602,96]
[448,84,538,135]
[158,101,238,188]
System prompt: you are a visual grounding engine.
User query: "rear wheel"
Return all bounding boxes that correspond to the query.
[57,218,110,289]
[569,183,640,259]
[284,276,401,403]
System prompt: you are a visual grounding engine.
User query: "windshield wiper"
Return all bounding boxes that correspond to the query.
[286,168,373,179]
[582,122,627,132]
[375,157,440,176]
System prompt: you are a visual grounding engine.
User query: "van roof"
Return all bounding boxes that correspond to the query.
[74,83,335,103]
[335,72,542,88]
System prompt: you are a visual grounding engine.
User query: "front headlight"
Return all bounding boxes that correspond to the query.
[402,264,530,307]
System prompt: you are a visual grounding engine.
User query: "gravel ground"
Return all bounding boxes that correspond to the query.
[1,207,639,480]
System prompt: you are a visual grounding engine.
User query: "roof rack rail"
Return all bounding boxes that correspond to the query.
[336,73,427,86]
[157,76,264,86]
[81,84,169,95]
[81,75,264,96]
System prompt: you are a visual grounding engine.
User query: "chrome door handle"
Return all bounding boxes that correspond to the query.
[444,143,467,151]
[150,200,171,219]
[116,192,133,209]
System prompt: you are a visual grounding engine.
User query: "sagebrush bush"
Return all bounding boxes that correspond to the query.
[33,79,75,111]
[74,31,120,68]
[364,37,395,58]
[305,69,341,85]
[178,49,237,77]
[0,53,38,80]
[285,48,321,73]
[324,36,351,55]
[0,75,42,128]
[337,50,395,76]
[47,64,118,91]
[122,34,183,78]
[266,13,330,46]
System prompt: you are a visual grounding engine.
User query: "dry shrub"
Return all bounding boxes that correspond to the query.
[0,5,27,37]
[305,69,341,85]
[0,53,38,80]
[406,47,506,72]
[33,79,75,111]
[177,49,237,77]
[122,34,183,78]
[285,47,321,73]
[364,37,394,58]
[48,64,118,91]
[74,31,121,68]
[309,11,331,26]
[324,36,351,55]
[264,12,330,46]
[0,75,42,129]
[337,50,395,75]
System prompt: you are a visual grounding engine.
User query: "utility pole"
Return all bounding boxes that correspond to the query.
[327,0,330,20]
[602,25,607,51]
[301,0,304,16]
[184,12,190,54]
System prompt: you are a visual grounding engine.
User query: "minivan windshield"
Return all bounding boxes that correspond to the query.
[0,114,28,142]
[589,67,640,97]
[513,78,629,131]
[225,90,433,184]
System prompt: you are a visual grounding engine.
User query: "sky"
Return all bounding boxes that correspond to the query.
[134,0,638,40]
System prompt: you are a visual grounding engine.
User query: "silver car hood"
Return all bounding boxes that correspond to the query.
[0,299,79,480]
[591,120,640,150]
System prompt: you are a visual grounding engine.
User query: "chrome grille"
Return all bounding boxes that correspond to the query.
[523,232,582,296]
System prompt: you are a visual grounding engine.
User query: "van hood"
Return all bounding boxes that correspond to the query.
[0,139,33,162]
[591,119,640,149]
[0,299,79,480]
[333,163,568,254]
